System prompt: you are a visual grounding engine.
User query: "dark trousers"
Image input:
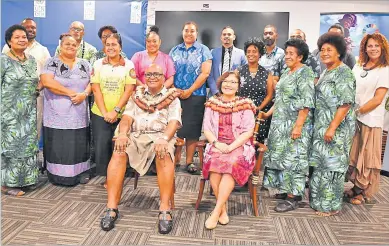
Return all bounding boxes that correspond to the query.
[91,113,120,176]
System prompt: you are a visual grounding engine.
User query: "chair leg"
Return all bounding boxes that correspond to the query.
[195,179,205,210]
[174,145,183,167]
[134,172,139,190]
[248,180,253,199]
[250,177,259,217]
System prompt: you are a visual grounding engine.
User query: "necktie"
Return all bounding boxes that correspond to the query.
[222,48,230,74]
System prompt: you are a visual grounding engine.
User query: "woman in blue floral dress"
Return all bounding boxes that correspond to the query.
[1,25,39,196]
[309,33,356,217]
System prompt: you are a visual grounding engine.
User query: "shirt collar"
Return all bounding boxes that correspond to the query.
[178,41,200,50]
[102,55,126,67]
[266,46,278,58]
[144,86,167,96]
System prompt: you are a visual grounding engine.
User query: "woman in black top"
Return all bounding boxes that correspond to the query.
[236,37,274,143]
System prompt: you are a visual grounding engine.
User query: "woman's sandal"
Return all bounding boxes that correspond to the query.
[158,210,173,234]
[1,187,25,197]
[186,163,198,175]
[100,208,119,231]
[348,194,365,205]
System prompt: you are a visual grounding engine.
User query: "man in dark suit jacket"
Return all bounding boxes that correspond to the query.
[207,26,247,96]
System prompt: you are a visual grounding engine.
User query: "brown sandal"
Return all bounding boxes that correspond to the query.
[349,194,364,205]
[1,187,25,197]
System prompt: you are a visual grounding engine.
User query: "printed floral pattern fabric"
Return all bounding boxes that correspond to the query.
[1,54,39,187]
[309,64,356,212]
[263,66,315,196]
[202,113,255,186]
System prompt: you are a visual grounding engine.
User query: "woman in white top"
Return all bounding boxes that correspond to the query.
[346,33,389,204]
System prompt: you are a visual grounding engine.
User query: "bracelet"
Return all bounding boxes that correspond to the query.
[83,91,89,97]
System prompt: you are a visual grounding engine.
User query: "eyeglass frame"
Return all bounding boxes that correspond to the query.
[145,72,164,78]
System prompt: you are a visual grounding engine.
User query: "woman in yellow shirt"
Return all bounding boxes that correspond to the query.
[91,33,136,178]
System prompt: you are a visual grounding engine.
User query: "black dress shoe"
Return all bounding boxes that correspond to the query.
[100,208,119,231]
[158,211,173,234]
[274,200,298,213]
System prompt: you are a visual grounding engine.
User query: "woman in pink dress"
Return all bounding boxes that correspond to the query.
[131,26,175,87]
[202,71,256,230]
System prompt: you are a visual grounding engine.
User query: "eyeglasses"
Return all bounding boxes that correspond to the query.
[71,27,84,32]
[223,80,239,85]
[145,72,163,78]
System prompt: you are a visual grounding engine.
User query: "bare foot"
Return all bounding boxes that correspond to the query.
[315,211,339,217]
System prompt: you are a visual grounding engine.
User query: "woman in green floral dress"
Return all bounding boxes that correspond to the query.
[1,25,39,196]
[309,33,356,216]
[263,39,315,212]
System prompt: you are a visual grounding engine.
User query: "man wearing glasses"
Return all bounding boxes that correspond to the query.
[100,64,181,235]
[55,21,97,62]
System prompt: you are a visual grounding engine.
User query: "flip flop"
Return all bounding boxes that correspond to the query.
[186,163,198,174]
[2,188,25,197]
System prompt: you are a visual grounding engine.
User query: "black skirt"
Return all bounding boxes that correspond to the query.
[178,95,206,140]
[43,126,90,186]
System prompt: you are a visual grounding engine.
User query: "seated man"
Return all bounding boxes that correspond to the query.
[100,64,182,234]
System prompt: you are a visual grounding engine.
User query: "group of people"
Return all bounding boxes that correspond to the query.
[1,17,388,235]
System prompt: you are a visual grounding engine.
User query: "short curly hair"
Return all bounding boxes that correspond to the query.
[97,25,118,39]
[358,33,389,67]
[217,71,241,94]
[4,24,28,48]
[244,37,265,56]
[284,38,309,63]
[317,33,347,60]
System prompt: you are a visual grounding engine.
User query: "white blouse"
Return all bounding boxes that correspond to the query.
[353,65,389,128]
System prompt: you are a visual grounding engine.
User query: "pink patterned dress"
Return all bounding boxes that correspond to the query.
[202,113,255,186]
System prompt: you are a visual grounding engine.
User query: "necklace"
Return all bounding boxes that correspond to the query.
[133,86,182,113]
[9,49,27,62]
[81,40,85,59]
[360,62,379,78]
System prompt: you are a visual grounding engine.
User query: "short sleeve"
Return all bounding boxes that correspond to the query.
[201,45,213,63]
[335,66,356,106]
[292,67,315,110]
[165,55,176,79]
[130,52,141,79]
[167,98,182,127]
[122,97,136,119]
[125,60,137,85]
[241,109,255,133]
[377,67,389,89]
[41,57,56,75]
[272,56,284,77]
[91,61,101,84]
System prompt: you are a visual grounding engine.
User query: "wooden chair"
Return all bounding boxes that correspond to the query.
[194,112,268,217]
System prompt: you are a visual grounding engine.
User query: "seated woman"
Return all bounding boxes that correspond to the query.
[263,39,315,212]
[202,71,256,230]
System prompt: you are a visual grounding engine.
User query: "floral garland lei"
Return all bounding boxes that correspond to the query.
[205,96,257,114]
[132,86,181,113]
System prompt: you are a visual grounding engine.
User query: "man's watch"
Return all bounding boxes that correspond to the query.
[158,135,169,142]
[114,106,121,113]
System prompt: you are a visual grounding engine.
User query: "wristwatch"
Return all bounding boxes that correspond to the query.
[114,106,121,113]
